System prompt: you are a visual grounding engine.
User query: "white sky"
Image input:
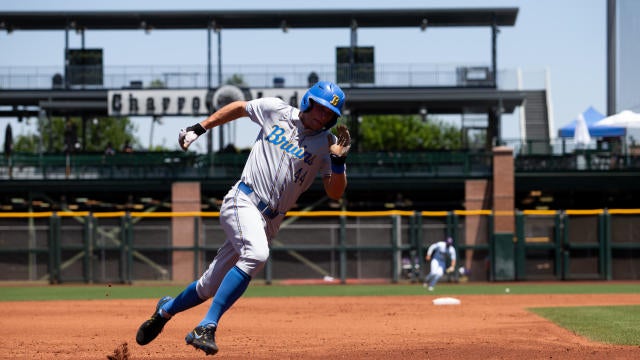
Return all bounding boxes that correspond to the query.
[0,0,609,152]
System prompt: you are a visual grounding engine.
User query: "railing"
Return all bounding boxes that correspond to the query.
[0,64,547,90]
[514,152,640,172]
[0,151,200,180]
[3,145,631,176]
[1,209,638,283]
[504,137,630,156]
[4,149,640,181]
[0,151,493,180]
[506,137,640,171]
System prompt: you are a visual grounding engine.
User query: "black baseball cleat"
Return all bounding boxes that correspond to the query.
[185,324,219,355]
[136,296,173,345]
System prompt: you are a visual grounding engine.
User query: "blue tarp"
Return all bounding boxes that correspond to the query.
[558,106,626,138]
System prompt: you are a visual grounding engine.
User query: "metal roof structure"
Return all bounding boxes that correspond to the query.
[0,88,527,117]
[0,7,528,147]
[0,8,518,31]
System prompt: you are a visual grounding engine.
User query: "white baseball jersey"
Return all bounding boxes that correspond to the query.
[199,97,337,284]
[241,97,334,237]
[427,241,457,264]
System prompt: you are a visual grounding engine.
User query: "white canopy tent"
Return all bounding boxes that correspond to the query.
[574,112,592,147]
[595,110,640,128]
[595,110,640,157]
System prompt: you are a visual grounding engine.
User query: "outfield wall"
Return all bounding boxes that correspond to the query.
[0,210,638,283]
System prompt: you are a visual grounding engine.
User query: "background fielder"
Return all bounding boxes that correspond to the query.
[135,81,350,356]
[423,237,457,291]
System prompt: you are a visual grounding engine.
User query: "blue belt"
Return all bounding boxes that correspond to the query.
[238,181,280,220]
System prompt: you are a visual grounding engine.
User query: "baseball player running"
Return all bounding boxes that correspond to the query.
[136,81,350,356]
[423,237,456,291]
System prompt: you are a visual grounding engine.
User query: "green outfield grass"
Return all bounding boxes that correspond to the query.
[530,305,640,346]
[0,281,638,301]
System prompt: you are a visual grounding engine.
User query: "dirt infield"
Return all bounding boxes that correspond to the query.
[1,293,639,359]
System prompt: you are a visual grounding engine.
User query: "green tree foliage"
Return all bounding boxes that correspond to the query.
[225,74,247,86]
[12,132,39,153]
[13,116,139,153]
[358,115,463,151]
[148,79,166,88]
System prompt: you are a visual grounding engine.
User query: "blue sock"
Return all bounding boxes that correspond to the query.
[162,281,205,316]
[199,266,251,327]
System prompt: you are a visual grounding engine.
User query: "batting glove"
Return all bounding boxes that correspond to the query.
[178,123,206,151]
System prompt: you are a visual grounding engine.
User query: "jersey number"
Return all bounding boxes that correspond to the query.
[294,168,307,185]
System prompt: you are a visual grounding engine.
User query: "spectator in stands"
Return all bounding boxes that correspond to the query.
[63,119,79,153]
[104,142,116,156]
[122,141,133,153]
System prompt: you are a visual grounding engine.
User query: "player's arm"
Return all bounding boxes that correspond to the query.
[323,170,347,200]
[179,101,248,151]
[426,244,436,261]
[446,259,456,273]
[446,248,457,273]
[323,125,350,200]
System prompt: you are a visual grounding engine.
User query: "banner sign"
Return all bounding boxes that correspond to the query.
[108,89,211,116]
[107,88,308,116]
[249,88,307,108]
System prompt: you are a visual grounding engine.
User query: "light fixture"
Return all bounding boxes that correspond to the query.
[209,20,221,34]
[210,20,220,33]
[280,20,288,33]
[419,107,428,122]
[420,18,428,31]
[140,21,152,34]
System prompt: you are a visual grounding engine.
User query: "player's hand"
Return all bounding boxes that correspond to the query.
[328,124,351,157]
[178,129,198,151]
[178,123,206,151]
[446,266,455,274]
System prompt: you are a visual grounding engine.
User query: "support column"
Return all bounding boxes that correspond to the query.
[464,179,491,273]
[171,182,201,282]
[492,146,515,233]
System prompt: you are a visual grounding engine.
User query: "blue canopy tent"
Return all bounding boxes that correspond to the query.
[558,106,626,138]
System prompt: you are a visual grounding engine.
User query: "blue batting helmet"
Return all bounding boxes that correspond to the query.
[300,81,345,123]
